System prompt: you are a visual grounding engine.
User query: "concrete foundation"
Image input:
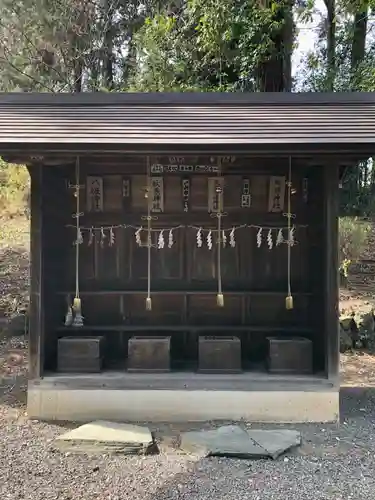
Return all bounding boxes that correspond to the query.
[27,371,339,423]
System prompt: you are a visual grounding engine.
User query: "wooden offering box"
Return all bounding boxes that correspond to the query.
[57,336,105,373]
[127,336,171,372]
[267,337,313,374]
[198,336,242,373]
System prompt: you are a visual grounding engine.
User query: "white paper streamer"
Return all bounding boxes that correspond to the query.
[100,227,106,248]
[135,228,142,246]
[197,228,203,248]
[267,229,273,249]
[276,229,284,246]
[88,227,94,246]
[229,228,236,248]
[109,227,115,246]
[158,230,165,249]
[207,230,213,250]
[222,230,227,248]
[256,228,262,248]
[76,228,83,245]
[289,226,295,246]
[168,229,174,248]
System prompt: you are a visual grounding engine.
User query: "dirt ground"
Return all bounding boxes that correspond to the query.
[341,351,375,386]
[338,286,375,387]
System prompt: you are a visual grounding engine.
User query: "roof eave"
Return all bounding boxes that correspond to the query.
[1,91,375,107]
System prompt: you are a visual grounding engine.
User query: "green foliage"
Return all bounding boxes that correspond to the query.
[350,53,375,91]
[0,0,372,99]
[130,0,293,92]
[339,217,371,266]
[0,159,29,217]
[339,160,375,216]
[295,0,375,216]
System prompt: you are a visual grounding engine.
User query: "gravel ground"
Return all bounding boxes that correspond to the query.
[0,391,374,500]
[0,339,375,500]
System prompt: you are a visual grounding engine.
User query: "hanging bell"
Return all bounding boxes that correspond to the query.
[217,293,224,308]
[285,295,294,310]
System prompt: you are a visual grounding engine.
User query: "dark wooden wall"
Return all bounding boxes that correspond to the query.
[28,154,337,375]
[28,163,70,376]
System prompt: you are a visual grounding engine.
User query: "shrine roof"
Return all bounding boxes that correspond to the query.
[0,92,374,150]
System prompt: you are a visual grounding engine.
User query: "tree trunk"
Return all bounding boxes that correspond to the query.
[255,0,295,92]
[103,0,114,90]
[123,38,136,85]
[351,3,368,86]
[73,58,83,92]
[324,0,336,91]
[282,0,294,92]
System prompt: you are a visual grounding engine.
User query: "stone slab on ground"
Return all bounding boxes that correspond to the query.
[245,429,302,459]
[180,425,301,460]
[54,421,155,455]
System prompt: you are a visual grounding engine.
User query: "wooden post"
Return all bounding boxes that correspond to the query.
[28,164,45,379]
[323,164,339,381]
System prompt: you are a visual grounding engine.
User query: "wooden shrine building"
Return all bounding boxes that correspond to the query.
[1,91,373,423]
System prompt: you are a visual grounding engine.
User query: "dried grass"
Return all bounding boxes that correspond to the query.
[0,216,29,318]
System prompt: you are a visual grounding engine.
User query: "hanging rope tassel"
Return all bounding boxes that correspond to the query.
[217,223,224,308]
[216,157,224,308]
[146,217,152,311]
[285,156,294,310]
[72,156,84,326]
[145,156,152,311]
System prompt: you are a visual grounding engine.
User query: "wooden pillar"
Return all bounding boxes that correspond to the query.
[42,167,69,371]
[28,164,45,379]
[307,165,325,372]
[323,164,339,381]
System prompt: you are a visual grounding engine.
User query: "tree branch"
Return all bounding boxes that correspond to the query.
[0,47,56,92]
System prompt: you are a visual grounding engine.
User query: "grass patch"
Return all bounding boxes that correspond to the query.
[0,161,29,317]
[0,160,29,218]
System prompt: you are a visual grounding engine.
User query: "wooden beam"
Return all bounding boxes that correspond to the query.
[323,164,339,381]
[79,212,311,227]
[56,290,313,296]
[28,164,44,379]
[56,325,314,333]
